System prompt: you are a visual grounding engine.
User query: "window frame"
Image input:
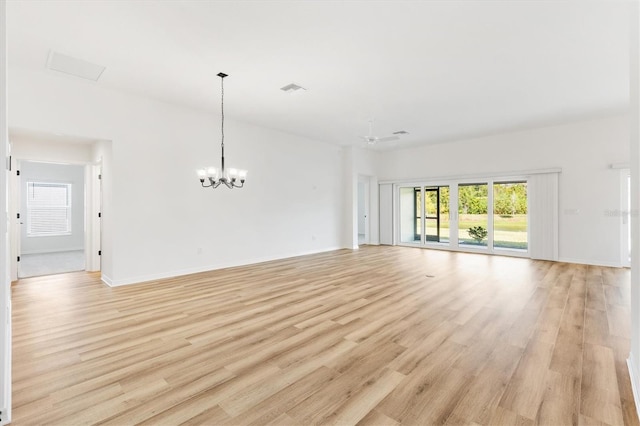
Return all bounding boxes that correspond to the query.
[395,175,529,258]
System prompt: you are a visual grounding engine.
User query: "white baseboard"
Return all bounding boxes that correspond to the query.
[628,356,640,422]
[558,257,622,268]
[106,246,343,287]
[101,248,620,287]
[101,274,113,287]
[1,300,11,426]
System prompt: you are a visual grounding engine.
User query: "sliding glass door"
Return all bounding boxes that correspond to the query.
[399,187,421,244]
[425,186,449,244]
[493,181,528,251]
[398,185,450,247]
[458,183,488,248]
[397,178,528,256]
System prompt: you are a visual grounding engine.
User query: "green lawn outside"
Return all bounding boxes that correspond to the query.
[425,214,527,249]
[435,214,526,231]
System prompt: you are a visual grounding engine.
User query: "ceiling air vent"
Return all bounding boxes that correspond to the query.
[280,83,306,93]
[393,130,409,135]
[46,51,105,81]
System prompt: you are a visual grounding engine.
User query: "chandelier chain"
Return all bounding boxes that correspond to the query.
[221,75,224,150]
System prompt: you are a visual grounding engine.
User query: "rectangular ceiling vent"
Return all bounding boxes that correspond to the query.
[393,130,409,135]
[46,51,105,82]
[280,83,306,93]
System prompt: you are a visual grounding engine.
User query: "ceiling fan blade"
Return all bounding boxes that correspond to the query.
[359,135,377,144]
[377,136,400,143]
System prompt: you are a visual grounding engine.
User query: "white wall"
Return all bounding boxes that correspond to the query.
[379,115,630,267]
[628,0,640,418]
[10,139,92,164]
[19,161,85,254]
[0,0,10,421]
[9,68,343,285]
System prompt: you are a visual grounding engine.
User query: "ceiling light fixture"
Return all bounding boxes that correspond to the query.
[280,83,306,93]
[197,73,247,189]
[46,51,105,81]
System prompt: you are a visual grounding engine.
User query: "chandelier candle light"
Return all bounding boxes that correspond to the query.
[197,72,247,189]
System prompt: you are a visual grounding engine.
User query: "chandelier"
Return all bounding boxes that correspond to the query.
[197,72,247,189]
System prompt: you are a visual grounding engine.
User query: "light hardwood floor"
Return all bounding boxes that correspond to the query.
[11,246,640,425]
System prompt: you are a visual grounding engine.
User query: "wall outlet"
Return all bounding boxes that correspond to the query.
[196,247,203,255]
[311,235,316,241]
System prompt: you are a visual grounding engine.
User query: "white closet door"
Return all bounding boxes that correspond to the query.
[528,173,559,260]
[379,184,393,245]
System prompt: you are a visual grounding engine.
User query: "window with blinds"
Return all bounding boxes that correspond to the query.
[27,182,72,237]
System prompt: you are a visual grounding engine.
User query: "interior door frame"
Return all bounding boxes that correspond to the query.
[621,168,631,268]
[9,156,19,282]
[357,175,371,246]
[85,162,102,272]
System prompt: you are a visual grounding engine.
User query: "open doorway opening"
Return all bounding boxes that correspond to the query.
[357,177,370,245]
[17,161,86,278]
[8,129,106,282]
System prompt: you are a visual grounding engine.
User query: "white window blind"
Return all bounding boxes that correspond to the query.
[27,182,72,237]
[528,173,559,261]
[379,183,393,245]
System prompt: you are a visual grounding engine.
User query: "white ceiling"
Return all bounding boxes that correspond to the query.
[7,0,631,149]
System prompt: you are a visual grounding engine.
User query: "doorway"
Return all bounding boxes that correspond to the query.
[621,169,631,267]
[357,177,370,246]
[9,158,103,281]
[16,161,86,278]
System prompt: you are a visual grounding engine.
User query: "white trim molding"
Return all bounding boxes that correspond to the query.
[558,257,623,268]
[103,247,343,287]
[379,167,562,185]
[627,356,640,422]
[100,274,113,287]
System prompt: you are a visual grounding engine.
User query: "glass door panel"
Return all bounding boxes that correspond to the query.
[458,183,488,248]
[399,186,421,244]
[493,181,528,251]
[425,186,450,243]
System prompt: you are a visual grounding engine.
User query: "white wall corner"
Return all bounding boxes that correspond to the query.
[628,356,640,422]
